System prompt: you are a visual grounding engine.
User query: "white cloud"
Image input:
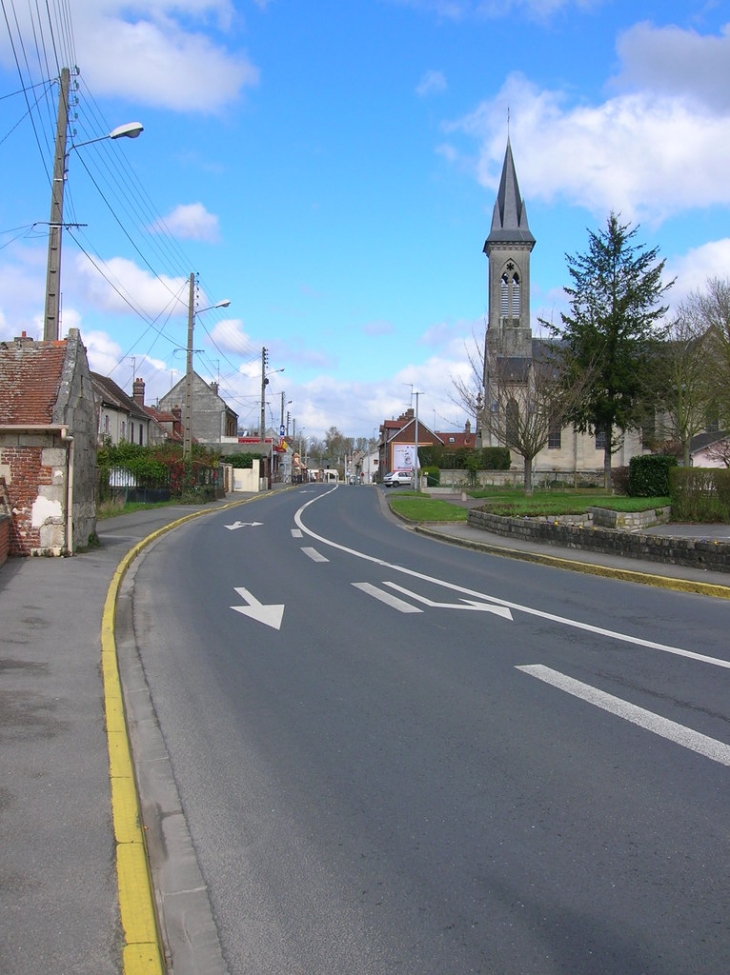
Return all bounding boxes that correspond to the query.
[73,254,188,317]
[209,318,256,355]
[613,21,730,113]
[0,1,262,114]
[152,203,221,242]
[416,69,447,97]
[446,71,730,224]
[666,239,730,307]
[83,328,124,375]
[389,0,598,21]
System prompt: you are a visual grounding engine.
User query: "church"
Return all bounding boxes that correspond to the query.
[479,139,645,485]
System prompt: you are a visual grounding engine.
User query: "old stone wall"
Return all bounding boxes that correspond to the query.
[0,435,67,555]
[54,330,98,549]
[467,507,730,572]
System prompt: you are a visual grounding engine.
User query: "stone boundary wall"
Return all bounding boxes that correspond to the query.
[467,508,730,573]
[0,514,9,568]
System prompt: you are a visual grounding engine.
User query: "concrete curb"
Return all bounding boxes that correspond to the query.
[413,524,730,600]
[101,496,263,975]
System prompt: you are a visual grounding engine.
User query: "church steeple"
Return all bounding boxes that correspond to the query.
[484,139,535,250]
[483,138,535,366]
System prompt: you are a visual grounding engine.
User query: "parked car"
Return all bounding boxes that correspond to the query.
[383,470,412,487]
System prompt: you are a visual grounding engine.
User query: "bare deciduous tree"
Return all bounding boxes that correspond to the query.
[452,331,581,495]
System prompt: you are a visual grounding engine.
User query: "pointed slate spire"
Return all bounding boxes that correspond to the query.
[484,139,535,249]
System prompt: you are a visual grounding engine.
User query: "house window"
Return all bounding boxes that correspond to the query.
[104,414,110,434]
[121,421,126,441]
[139,424,144,445]
[595,429,606,450]
[547,416,561,449]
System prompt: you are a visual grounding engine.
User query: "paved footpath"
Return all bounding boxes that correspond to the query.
[0,497,254,975]
[2,489,729,975]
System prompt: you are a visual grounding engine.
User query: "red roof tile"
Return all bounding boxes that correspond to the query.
[0,337,67,424]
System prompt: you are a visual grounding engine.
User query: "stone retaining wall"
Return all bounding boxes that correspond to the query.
[467,507,730,572]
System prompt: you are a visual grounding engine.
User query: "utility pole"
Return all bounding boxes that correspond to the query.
[44,67,70,342]
[183,273,196,461]
[260,346,268,441]
[413,390,422,489]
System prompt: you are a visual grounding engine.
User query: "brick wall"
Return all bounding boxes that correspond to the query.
[0,437,66,556]
[467,508,730,573]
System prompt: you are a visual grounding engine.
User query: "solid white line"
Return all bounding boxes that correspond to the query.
[291,528,303,538]
[293,491,730,671]
[352,582,423,614]
[517,664,730,767]
[302,547,329,563]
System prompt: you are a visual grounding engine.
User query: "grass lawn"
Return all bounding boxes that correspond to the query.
[388,489,670,524]
[388,494,469,523]
[475,491,670,517]
[97,499,180,519]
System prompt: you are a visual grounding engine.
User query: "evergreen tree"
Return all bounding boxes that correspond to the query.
[549,213,673,489]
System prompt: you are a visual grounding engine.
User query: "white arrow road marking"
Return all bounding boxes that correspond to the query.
[231,587,285,630]
[302,547,329,563]
[225,521,263,531]
[383,581,513,619]
[294,490,730,671]
[517,665,730,767]
[352,583,423,613]
[291,529,303,538]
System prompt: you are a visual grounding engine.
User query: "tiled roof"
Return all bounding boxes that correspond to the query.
[91,372,149,420]
[0,336,68,424]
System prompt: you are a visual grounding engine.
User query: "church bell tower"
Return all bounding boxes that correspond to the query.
[483,139,535,366]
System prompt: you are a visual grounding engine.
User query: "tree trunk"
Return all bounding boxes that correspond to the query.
[524,455,534,495]
[603,426,612,492]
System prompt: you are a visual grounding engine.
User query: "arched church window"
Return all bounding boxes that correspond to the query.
[500,263,521,320]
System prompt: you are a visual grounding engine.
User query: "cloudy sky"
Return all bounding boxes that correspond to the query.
[1,0,729,440]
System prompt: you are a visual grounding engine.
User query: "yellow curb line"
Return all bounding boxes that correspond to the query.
[100,496,265,974]
[414,525,730,600]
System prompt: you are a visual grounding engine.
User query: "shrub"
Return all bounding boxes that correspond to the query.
[481,447,511,470]
[671,468,730,523]
[629,454,677,497]
[423,466,440,487]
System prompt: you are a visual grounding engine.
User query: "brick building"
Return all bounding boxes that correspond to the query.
[0,330,97,556]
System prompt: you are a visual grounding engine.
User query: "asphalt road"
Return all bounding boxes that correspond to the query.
[124,484,730,974]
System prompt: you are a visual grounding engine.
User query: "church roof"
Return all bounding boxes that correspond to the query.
[484,139,535,249]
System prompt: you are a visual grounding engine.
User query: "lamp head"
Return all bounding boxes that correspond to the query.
[109,122,144,140]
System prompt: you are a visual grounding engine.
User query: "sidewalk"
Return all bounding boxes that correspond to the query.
[0,496,254,975]
[2,490,729,975]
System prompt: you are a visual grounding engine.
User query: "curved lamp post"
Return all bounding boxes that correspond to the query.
[44,66,143,341]
[183,273,230,461]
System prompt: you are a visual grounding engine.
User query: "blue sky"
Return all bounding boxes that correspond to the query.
[1,0,730,441]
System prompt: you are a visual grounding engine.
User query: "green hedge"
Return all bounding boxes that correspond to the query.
[670,468,730,522]
[417,445,510,471]
[422,465,440,486]
[628,454,677,497]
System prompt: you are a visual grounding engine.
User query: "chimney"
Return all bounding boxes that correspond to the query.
[465,419,471,434]
[132,377,145,406]
[210,381,219,396]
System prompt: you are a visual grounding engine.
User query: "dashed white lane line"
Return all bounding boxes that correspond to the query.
[518,664,730,767]
[352,582,423,613]
[302,547,329,563]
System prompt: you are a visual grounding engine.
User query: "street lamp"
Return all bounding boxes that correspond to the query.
[44,66,143,341]
[183,273,230,461]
